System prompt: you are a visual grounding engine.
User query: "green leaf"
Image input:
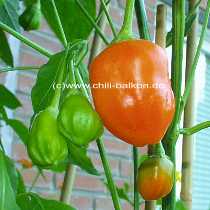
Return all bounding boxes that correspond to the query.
[68,142,99,176]
[17,193,77,210]
[0,0,20,32]
[175,200,188,210]
[0,29,13,66]
[7,119,29,145]
[41,0,96,44]
[0,150,21,210]
[0,84,21,109]
[31,51,65,114]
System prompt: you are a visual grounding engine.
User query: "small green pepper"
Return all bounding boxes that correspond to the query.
[27,107,68,168]
[58,91,103,147]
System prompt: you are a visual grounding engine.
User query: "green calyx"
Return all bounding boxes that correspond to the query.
[19,0,41,31]
[27,107,68,168]
[58,90,104,147]
[112,0,135,43]
[149,142,166,158]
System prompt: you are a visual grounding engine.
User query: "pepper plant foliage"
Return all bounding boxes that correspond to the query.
[0,0,210,210]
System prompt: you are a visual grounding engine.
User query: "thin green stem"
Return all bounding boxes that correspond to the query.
[73,64,121,209]
[162,1,185,210]
[100,0,117,38]
[135,0,151,40]
[180,121,210,135]
[181,0,210,113]
[97,138,122,210]
[162,144,176,210]
[0,66,40,73]
[171,0,185,126]
[0,22,52,58]
[50,46,70,109]
[95,0,111,24]
[75,0,109,45]
[133,147,139,210]
[51,0,68,47]
[114,0,135,42]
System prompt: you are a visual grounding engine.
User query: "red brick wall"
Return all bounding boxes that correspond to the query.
[12,1,157,210]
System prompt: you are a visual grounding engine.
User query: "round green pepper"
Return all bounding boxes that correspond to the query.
[58,91,103,147]
[27,107,68,168]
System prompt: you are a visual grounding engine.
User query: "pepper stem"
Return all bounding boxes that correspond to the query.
[113,0,135,42]
[150,143,166,157]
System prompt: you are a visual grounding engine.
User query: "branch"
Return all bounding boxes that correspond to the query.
[75,0,109,45]
[181,0,210,111]
[100,0,117,38]
[0,21,52,58]
[180,121,210,135]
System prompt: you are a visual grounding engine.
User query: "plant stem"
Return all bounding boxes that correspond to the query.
[170,0,185,127]
[0,22,52,58]
[135,0,151,40]
[145,201,156,210]
[97,138,121,210]
[50,46,69,109]
[73,64,122,210]
[133,147,139,210]
[0,66,40,73]
[181,0,210,114]
[180,121,210,135]
[51,0,68,47]
[100,0,117,38]
[75,0,109,45]
[113,0,135,42]
[162,144,176,210]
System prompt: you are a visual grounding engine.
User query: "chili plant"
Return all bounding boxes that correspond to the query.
[0,0,210,210]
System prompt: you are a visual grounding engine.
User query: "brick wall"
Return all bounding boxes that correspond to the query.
[12,1,156,210]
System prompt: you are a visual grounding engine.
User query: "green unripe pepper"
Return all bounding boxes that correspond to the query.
[27,107,68,168]
[58,91,104,147]
[19,0,41,31]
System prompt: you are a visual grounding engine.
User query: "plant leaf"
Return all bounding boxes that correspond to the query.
[0,29,13,66]
[0,84,21,109]
[0,0,20,31]
[68,142,99,176]
[0,150,21,210]
[31,51,65,114]
[17,193,77,210]
[6,119,29,145]
[41,0,96,44]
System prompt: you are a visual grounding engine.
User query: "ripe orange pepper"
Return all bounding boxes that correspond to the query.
[137,156,174,200]
[90,39,175,147]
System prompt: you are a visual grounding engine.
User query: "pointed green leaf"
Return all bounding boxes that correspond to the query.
[68,142,99,176]
[0,29,13,66]
[17,193,77,210]
[0,0,20,31]
[0,150,21,210]
[41,0,96,43]
[7,119,29,145]
[0,84,21,109]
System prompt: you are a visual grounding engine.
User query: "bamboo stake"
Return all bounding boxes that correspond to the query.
[146,6,167,210]
[180,0,198,209]
[60,165,77,203]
